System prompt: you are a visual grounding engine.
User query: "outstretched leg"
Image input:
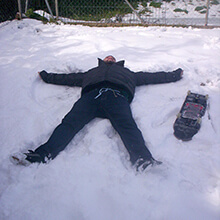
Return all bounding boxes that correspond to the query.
[100,92,153,165]
[33,91,98,161]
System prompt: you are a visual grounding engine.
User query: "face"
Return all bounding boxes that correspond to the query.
[103,55,116,63]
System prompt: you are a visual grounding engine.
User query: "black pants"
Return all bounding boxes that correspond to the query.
[35,89,152,164]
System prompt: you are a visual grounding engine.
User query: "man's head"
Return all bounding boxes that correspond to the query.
[103,55,116,64]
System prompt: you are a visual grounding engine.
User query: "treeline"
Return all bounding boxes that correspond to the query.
[0,0,182,23]
[28,0,137,21]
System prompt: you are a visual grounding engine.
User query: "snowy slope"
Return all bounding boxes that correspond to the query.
[0,19,220,220]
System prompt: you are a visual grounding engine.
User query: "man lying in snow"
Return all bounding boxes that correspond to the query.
[19,55,183,171]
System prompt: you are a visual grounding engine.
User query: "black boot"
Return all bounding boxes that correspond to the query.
[135,157,162,172]
[24,150,47,163]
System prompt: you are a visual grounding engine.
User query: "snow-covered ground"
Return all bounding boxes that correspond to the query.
[0,19,220,220]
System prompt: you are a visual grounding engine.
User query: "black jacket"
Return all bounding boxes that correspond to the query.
[39,58,182,102]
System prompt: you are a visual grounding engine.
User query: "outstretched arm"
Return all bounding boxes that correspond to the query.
[38,70,85,87]
[135,68,183,86]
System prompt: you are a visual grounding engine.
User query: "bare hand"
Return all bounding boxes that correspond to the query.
[180,70,184,77]
[38,72,42,79]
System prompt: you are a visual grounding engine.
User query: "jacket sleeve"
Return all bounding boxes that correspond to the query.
[39,70,85,87]
[135,68,183,86]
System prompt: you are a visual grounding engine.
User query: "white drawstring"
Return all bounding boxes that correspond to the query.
[94,88,123,99]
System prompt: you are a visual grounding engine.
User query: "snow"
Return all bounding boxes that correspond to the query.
[0,19,220,220]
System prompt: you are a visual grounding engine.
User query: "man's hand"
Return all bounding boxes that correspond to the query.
[38,72,42,80]
[180,69,184,77]
[175,68,183,79]
[38,70,48,83]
